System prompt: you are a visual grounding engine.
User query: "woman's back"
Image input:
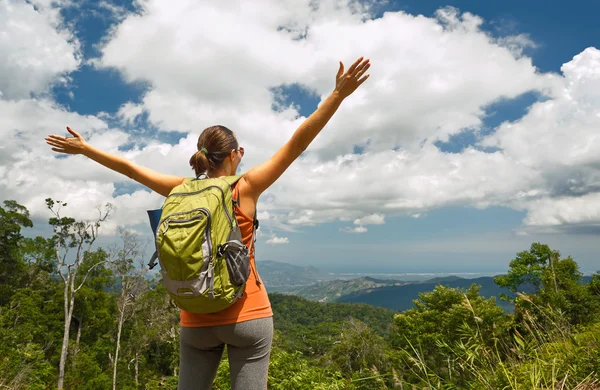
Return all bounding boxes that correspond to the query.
[180,183,271,327]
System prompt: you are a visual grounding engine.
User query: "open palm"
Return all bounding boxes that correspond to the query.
[45,127,87,155]
[335,57,370,98]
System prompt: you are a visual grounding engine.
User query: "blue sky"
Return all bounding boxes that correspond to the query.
[3,0,599,275]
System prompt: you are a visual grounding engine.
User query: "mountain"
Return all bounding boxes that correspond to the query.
[255,260,335,292]
[337,276,520,312]
[294,276,407,302]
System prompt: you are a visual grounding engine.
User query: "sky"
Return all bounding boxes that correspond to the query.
[1,0,599,274]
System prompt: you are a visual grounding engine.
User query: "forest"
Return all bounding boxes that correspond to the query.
[1,199,600,389]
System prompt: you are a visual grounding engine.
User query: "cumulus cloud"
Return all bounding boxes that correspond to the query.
[116,102,144,125]
[354,213,385,225]
[1,0,599,238]
[0,98,167,230]
[266,234,289,245]
[0,0,168,229]
[522,193,600,227]
[482,47,600,229]
[340,225,368,234]
[91,1,566,227]
[99,3,551,156]
[94,1,600,232]
[0,0,80,99]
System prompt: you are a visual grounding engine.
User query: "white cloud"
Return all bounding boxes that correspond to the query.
[354,213,385,225]
[92,1,562,226]
[91,1,600,232]
[481,47,600,227]
[98,3,552,157]
[266,234,289,245]
[0,0,80,99]
[116,102,144,125]
[256,210,271,220]
[521,193,600,228]
[1,0,599,238]
[340,225,368,234]
[0,98,167,231]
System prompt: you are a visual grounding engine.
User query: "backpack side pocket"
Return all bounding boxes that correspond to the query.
[218,226,250,286]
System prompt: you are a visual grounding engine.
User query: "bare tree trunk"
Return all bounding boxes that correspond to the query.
[113,300,126,390]
[73,316,82,368]
[49,199,113,390]
[135,351,140,387]
[57,279,71,390]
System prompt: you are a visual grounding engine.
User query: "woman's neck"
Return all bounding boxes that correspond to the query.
[207,167,232,178]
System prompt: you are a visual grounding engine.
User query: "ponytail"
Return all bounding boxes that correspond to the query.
[189,125,238,177]
[189,149,210,177]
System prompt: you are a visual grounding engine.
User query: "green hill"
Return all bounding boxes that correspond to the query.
[337,276,518,312]
[294,276,407,302]
[269,293,397,356]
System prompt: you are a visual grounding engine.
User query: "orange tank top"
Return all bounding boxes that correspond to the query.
[180,183,272,327]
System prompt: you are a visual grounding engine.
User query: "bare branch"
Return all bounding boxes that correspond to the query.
[74,259,113,292]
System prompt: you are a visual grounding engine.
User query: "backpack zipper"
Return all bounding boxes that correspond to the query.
[167,185,234,228]
[159,207,211,233]
[159,208,216,298]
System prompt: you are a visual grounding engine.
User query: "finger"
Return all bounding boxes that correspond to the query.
[351,59,370,77]
[66,126,80,138]
[47,134,65,141]
[357,74,370,85]
[354,63,370,78]
[46,140,64,148]
[51,147,68,153]
[346,56,364,75]
[45,136,64,144]
[337,61,344,78]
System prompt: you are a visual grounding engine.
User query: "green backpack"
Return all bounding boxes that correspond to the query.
[147,175,252,314]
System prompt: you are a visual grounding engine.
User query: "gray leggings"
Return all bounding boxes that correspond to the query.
[178,317,273,390]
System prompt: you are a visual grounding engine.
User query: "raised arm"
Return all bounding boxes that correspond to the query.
[243,57,370,201]
[45,127,185,197]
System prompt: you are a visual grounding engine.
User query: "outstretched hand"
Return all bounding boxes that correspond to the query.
[334,57,370,99]
[45,127,87,155]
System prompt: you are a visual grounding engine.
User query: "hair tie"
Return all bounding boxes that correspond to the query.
[200,147,208,154]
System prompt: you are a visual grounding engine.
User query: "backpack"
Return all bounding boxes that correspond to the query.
[147,175,253,314]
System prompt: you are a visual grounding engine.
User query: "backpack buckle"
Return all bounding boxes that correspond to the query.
[216,244,226,258]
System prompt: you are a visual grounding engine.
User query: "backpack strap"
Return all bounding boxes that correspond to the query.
[231,178,261,285]
[231,179,259,239]
[220,174,243,186]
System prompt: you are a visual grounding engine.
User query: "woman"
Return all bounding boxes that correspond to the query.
[45,56,370,389]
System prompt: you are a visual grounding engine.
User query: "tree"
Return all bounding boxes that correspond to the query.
[0,200,33,306]
[110,228,148,390]
[589,271,600,297]
[46,198,113,390]
[327,318,387,375]
[124,278,180,386]
[65,248,115,389]
[494,242,554,294]
[495,243,599,325]
[391,284,509,384]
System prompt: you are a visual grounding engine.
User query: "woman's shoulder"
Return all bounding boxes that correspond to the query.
[233,174,257,220]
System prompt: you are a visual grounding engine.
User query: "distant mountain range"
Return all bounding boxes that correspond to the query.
[257,260,594,313]
[336,276,516,312]
[255,260,335,292]
[294,277,407,302]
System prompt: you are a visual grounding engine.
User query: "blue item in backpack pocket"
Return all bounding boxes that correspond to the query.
[147,208,162,270]
[147,208,162,235]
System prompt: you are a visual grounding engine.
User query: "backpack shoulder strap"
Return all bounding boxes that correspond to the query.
[220,174,243,187]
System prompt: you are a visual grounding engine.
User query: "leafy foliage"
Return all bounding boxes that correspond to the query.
[1,200,599,389]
